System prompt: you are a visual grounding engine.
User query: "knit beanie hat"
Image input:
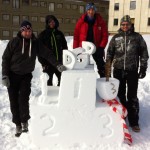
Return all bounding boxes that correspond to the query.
[120,15,131,24]
[86,2,97,11]
[20,20,32,32]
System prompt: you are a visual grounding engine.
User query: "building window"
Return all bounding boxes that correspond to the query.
[149,0,150,8]
[22,0,29,5]
[31,16,38,22]
[71,18,77,24]
[66,4,70,9]
[13,15,20,25]
[3,30,10,37]
[49,3,54,12]
[57,3,63,9]
[31,0,38,6]
[130,1,136,10]
[40,1,46,7]
[113,19,118,26]
[40,17,45,22]
[2,0,10,4]
[22,15,29,20]
[2,14,10,21]
[114,3,119,11]
[148,18,150,26]
[65,18,70,23]
[13,31,18,37]
[13,0,20,8]
[65,32,70,36]
[58,18,63,24]
[79,6,84,13]
[71,4,77,10]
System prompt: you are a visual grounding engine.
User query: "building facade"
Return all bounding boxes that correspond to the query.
[109,0,150,34]
[0,0,109,40]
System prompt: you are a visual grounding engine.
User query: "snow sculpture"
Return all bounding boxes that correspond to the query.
[30,41,131,149]
[96,78,119,100]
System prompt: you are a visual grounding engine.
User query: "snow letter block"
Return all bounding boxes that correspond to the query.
[30,69,124,149]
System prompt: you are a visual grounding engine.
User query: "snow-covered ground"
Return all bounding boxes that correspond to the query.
[0,35,150,150]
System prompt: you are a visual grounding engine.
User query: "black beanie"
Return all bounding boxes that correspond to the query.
[20,20,32,32]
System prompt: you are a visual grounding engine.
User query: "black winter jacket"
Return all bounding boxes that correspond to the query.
[38,28,67,66]
[106,29,149,71]
[2,32,60,76]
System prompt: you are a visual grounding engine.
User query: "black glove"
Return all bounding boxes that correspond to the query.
[2,76,10,88]
[57,64,66,72]
[138,67,146,79]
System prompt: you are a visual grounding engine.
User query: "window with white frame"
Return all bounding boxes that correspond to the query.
[65,18,70,23]
[22,15,29,20]
[13,0,20,8]
[2,0,10,4]
[49,3,54,12]
[66,4,70,9]
[58,18,63,24]
[79,6,84,13]
[40,17,45,22]
[3,30,10,37]
[40,1,46,7]
[57,3,63,9]
[31,0,38,6]
[31,16,38,22]
[22,0,29,6]
[13,31,18,37]
[13,15,20,25]
[148,18,150,26]
[2,14,10,21]
[130,1,136,10]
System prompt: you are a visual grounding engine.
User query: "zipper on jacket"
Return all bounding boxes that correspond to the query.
[124,32,127,70]
[52,31,59,61]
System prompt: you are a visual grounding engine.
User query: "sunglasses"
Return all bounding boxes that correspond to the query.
[121,24,130,27]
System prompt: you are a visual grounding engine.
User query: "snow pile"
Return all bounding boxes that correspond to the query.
[0,35,150,150]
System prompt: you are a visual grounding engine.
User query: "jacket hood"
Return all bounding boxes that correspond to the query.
[45,15,59,29]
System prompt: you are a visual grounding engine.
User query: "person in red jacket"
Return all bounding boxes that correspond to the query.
[73,2,108,77]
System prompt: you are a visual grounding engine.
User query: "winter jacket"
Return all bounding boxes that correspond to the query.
[2,32,60,76]
[106,29,149,71]
[73,13,108,49]
[38,28,68,66]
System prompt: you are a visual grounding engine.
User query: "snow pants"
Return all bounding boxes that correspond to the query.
[44,64,61,86]
[113,69,139,126]
[7,72,32,125]
[92,47,105,77]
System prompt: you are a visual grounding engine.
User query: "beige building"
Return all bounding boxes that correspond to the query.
[0,0,109,40]
[108,0,150,34]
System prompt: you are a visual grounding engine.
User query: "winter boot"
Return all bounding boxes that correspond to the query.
[131,125,140,132]
[21,122,28,132]
[15,125,22,137]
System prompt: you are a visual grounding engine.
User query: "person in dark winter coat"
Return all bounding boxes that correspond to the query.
[38,15,68,86]
[1,20,66,137]
[73,2,108,77]
[105,15,149,132]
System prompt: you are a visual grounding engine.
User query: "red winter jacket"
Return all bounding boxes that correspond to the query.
[73,13,108,49]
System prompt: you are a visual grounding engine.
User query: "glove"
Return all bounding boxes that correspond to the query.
[57,64,66,72]
[138,67,146,79]
[2,76,10,88]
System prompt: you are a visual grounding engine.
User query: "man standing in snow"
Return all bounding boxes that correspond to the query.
[1,20,66,137]
[38,15,68,86]
[73,2,108,77]
[105,15,149,132]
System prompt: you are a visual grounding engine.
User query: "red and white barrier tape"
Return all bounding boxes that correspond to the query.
[102,99,132,145]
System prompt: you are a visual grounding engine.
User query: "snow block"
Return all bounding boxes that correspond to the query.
[30,67,124,149]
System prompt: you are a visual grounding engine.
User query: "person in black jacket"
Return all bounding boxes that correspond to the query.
[105,15,149,132]
[38,15,68,86]
[1,20,66,137]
